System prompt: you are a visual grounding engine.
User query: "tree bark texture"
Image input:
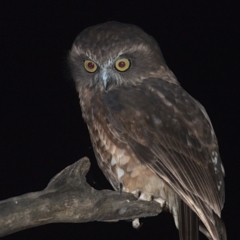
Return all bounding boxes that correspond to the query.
[0,157,162,237]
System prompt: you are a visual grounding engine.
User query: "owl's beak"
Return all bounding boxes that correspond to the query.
[101,69,110,90]
[103,78,109,90]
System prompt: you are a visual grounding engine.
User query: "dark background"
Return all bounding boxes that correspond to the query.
[1,1,239,239]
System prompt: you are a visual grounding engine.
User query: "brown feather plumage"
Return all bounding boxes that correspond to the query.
[69,21,226,240]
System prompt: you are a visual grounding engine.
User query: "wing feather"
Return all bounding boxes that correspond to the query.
[99,78,225,239]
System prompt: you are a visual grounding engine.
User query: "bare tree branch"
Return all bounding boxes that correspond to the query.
[0,157,162,237]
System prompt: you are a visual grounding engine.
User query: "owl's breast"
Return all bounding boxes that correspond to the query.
[87,113,177,212]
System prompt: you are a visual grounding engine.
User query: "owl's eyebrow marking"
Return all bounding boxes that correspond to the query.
[102,59,114,68]
[85,51,98,63]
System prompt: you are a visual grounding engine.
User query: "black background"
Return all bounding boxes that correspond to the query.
[1,1,239,239]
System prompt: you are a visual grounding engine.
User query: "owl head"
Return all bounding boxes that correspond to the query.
[68,21,176,91]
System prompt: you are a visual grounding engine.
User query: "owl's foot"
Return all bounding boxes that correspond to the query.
[132,190,141,199]
[139,192,154,201]
[154,197,167,210]
[131,191,154,229]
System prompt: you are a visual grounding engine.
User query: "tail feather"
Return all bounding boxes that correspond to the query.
[178,199,199,240]
[199,222,212,239]
[199,213,227,240]
[213,212,227,240]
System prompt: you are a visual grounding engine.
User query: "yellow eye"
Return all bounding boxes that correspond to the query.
[84,60,98,73]
[115,59,131,72]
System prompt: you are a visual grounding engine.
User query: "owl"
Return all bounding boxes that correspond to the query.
[68,21,226,240]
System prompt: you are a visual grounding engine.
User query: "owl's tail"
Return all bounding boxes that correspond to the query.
[178,199,199,240]
[178,199,227,240]
[199,213,227,240]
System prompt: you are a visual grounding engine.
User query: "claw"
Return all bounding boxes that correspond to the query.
[119,183,123,195]
[138,192,153,201]
[137,191,141,199]
[132,190,141,199]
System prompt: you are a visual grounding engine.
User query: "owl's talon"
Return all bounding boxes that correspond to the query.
[136,191,141,199]
[137,191,142,199]
[163,201,168,211]
[131,190,141,199]
[138,192,154,201]
[119,183,123,195]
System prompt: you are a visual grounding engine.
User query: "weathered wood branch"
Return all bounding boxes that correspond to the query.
[0,157,162,237]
